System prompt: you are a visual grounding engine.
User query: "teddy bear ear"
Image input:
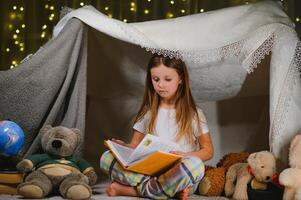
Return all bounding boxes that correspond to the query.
[39,125,52,136]
[290,134,301,151]
[247,152,258,165]
[71,128,81,145]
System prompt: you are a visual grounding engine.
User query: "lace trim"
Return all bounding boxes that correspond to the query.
[110,15,293,73]
[270,41,301,150]
[243,34,274,73]
[145,40,244,65]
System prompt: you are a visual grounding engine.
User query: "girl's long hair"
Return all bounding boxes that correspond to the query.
[134,54,201,143]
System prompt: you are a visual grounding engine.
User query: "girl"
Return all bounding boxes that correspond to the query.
[100,54,214,199]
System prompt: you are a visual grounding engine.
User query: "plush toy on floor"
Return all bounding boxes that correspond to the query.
[198,152,249,197]
[16,125,97,200]
[224,151,277,200]
[279,133,301,200]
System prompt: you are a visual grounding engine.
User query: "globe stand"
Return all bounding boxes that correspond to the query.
[0,155,20,171]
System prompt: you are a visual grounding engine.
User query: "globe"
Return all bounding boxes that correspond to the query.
[0,120,24,157]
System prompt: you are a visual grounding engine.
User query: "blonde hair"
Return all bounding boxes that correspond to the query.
[134,54,201,143]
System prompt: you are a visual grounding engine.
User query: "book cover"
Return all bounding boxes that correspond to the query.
[104,134,182,176]
[0,183,18,195]
[0,171,24,184]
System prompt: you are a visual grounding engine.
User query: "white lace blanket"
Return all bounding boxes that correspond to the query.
[53,1,301,166]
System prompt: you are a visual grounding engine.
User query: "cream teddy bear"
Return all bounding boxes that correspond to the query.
[225,151,277,200]
[279,133,301,200]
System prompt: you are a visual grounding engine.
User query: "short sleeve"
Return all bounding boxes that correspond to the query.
[133,112,150,134]
[193,108,209,137]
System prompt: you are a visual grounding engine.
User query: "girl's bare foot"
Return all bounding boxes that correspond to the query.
[105,182,139,197]
[176,187,190,200]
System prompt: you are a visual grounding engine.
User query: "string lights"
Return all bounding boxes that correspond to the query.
[6,3,25,69]
[1,0,299,70]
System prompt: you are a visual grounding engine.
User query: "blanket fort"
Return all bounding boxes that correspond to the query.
[0,1,300,167]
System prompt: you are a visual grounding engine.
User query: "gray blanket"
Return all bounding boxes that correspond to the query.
[0,19,87,157]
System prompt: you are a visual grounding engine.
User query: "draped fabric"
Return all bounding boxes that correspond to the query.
[0,1,300,166]
[0,20,87,157]
[54,1,301,166]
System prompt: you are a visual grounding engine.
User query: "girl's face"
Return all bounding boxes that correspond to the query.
[150,64,182,101]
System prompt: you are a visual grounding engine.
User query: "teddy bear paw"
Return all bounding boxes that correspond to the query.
[233,190,248,200]
[198,177,211,195]
[18,184,44,198]
[66,185,92,200]
[16,159,34,173]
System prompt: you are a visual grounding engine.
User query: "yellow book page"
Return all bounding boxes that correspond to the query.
[127,151,181,176]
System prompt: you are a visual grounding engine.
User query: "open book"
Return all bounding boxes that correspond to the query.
[104,134,182,176]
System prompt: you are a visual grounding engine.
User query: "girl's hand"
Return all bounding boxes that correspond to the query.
[112,138,132,148]
[170,151,187,156]
[112,138,126,145]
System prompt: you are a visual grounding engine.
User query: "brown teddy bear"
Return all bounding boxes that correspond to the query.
[198,152,249,197]
[16,125,97,199]
[224,151,277,200]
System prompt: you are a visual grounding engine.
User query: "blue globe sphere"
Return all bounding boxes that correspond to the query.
[0,120,24,156]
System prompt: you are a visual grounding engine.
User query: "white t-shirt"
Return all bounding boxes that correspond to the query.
[133,107,209,152]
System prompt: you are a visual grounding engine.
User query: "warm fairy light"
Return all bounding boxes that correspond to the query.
[296,17,300,22]
[17,13,23,19]
[6,48,10,52]
[130,7,135,11]
[80,2,85,6]
[41,32,46,38]
[147,0,151,2]
[144,9,149,14]
[130,2,135,7]
[245,1,249,4]
[105,6,109,11]
[19,43,24,47]
[166,12,174,18]
[12,61,17,65]
[10,13,16,20]
[21,24,25,28]
[45,4,49,9]
[49,13,55,21]
[181,9,185,13]
[42,25,47,30]
[200,9,204,13]
[13,6,17,10]
[20,7,24,11]
[20,47,24,51]
[13,34,18,39]
[9,24,13,29]
[15,29,20,34]
[123,19,128,22]
[10,65,15,69]
[170,0,175,5]
[14,40,19,45]
[108,14,113,18]
[50,6,54,10]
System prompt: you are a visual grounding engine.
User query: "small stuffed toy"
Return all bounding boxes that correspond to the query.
[16,125,97,200]
[224,151,277,200]
[279,133,301,200]
[198,152,249,197]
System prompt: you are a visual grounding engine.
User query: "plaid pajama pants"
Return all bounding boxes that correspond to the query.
[100,150,205,199]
